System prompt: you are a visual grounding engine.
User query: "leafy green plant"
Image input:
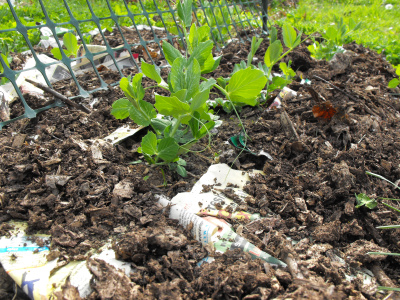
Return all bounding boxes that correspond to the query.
[111,0,268,177]
[356,171,400,292]
[388,65,400,89]
[282,0,400,65]
[0,38,12,85]
[307,16,361,61]
[226,24,302,108]
[201,0,232,43]
[51,32,79,60]
[191,0,260,43]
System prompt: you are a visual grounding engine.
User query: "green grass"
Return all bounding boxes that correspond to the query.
[0,0,171,53]
[271,0,400,65]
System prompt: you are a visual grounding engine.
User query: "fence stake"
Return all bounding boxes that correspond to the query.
[261,0,268,33]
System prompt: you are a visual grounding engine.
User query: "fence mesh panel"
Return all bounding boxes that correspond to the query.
[0,0,267,129]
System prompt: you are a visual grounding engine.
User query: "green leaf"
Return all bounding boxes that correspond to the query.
[355,193,377,209]
[111,98,134,120]
[200,78,216,92]
[63,32,79,57]
[177,0,193,28]
[190,40,214,67]
[141,131,157,155]
[376,225,400,229]
[162,41,183,65]
[176,158,187,166]
[171,89,188,102]
[141,61,163,84]
[227,68,267,106]
[201,54,221,74]
[247,36,263,67]
[395,65,400,76]
[120,77,136,102]
[198,121,215,139]
[282,23,297,49]
[155,95,191,118]
[188,111,200,138]
[190,88,210,112]
[130,100,156,126]
[197,26,210,43]
[169,57,200,100]
[51,47,62,60]
[267,76,291,93]
[217,77,227,89]
[188,23,199,52]
[131,73,145,101]
[377,286,400,292]
[176,165,187,177]
[264,40,283,68]
[0,53,10,72]
[269,26,277,44]
[151,118,172,133]
[366,171,399,190]
[157,137,179,162]
[388,78,399,88]
[382,202,400,213]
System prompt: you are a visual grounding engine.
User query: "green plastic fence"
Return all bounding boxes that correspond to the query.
[0,0,267,130]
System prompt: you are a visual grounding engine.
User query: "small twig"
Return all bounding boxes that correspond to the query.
[12,282,17,300]
[282,251,304,279]
[25,79,91,114]
[281,109,300,141]
[382,292,394,300]
[371,263,399,291]
[187,171,200,179]
[312,75,358,102]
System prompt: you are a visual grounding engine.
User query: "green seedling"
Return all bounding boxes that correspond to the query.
[112,0,273,175]
[356,171,400,293]
[231,23,302,106]
[308,17,361,61]
[388,65,400,89]
[111,0,268,177]
[355,193,378,209]
[51,32,79,60]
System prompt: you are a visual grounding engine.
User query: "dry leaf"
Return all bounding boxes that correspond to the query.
[312,102,337,120]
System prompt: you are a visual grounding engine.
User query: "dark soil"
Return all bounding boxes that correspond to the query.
[1,26,400,299]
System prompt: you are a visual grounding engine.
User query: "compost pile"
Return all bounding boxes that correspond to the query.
[0,27,400,299]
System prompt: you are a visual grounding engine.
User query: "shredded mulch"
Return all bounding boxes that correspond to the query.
[1,26,400,299]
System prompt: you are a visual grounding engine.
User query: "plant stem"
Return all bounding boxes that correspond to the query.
[145,85,169,91]
[212,82,250,145]
[169,116,182,138]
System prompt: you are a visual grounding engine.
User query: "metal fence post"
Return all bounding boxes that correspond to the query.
[261,0,268,33]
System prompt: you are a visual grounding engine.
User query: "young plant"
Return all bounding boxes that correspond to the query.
[51,32,79,60]
[356,171,400,292]
[111,0,267,176]
[388,65,400,89]
[229,24,302,106]
[308,17,362,61]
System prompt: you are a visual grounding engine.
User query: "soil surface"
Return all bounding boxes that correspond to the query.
[1,26,400,299]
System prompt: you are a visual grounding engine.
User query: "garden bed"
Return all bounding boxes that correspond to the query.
[0,27,400,299]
